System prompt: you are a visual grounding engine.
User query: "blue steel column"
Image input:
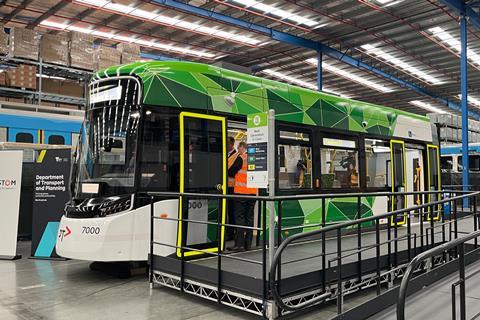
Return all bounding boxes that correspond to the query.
[317,51,323,91]
[461,15,470,207]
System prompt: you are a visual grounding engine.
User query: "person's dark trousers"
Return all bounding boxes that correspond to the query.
[226,187,236,241]
[234,199,256,250]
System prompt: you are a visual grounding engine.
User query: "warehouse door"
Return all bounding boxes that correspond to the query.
[176,112,226,258]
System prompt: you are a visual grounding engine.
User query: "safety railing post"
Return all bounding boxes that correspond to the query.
[149,195,154,288]
[429,202,435,268]
[277,200,283,305]
[387,216,392,287]
[407,209,412,261]
[394,212,398,267]
[180,196,186,292]
[357,196,362,283]
[321,197,326,292]
[336,227,343,315]
[375,218,381,295]
[474,194,478,249]
[262,200,267,318]
[217,198,222,304]
[459,243,466,320]
[420,202,425,252]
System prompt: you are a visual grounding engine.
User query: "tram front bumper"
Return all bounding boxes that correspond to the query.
[55,210,149,262]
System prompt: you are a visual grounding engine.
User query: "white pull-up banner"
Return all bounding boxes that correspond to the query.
[0,150,22,260]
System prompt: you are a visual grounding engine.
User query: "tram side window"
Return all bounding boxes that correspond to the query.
[365,139,391,188]
[48,135,65,145]
[139,110,180,191]
[278,130,312,189]
[16,132,34,143]
[440,156,453,173]
[458,155,480,171]
[320,137,359,189]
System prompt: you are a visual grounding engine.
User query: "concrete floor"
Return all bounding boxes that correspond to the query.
[0,241,258,320]
[3,229,479,320]
[0,242,379,320]
[371,258,480,320]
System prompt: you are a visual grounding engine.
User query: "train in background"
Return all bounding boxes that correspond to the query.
[440,143,480,187]
[0,101,83,238]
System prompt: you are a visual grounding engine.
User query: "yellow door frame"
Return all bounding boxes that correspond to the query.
[177,111,227,258]
[427,144,441,221]
[390,140,407,226]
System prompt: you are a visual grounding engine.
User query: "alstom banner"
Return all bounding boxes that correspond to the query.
[31,149,71,259]
[0,150,23,260]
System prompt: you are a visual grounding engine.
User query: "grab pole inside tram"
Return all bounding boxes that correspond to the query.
[267,109,276,318]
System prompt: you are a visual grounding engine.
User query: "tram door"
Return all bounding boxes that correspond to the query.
[427,145,441,220]
[177,112,227,258]
[390,140,407,224]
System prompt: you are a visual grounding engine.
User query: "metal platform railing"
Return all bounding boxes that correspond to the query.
[269,190,480,318]
[143,189,480,319]
[397,229,480,320]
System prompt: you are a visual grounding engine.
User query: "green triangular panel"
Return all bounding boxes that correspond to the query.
[160,77,209,110]
[204,73,232,91]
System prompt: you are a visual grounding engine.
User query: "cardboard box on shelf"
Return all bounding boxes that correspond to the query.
[117,43,140,55]
[69,32,95,71]
[60,80,84,97]
[0,71,6,86]
[121,52,141,64]
[8,28,40,60]
[94,46,121,71]
[40,33,69,66]
[5,64,37,90]
[41,78,84,98]
[41,78,62,94]
[0,23,8,56]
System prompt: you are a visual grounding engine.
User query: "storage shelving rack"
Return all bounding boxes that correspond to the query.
[0,55,92,108]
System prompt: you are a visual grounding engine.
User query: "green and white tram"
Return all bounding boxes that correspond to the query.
[56,61,441,262]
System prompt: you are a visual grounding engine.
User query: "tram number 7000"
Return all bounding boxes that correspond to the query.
[82,226,101,235]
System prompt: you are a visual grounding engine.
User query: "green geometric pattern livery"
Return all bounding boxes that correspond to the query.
[266,197,376,238]
[95,61,430,135]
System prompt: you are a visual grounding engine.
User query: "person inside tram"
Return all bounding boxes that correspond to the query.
[228,141,258,252]
[226,136,239,241]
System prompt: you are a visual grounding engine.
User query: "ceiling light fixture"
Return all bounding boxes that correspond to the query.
[306,58,394,93]
[409,100,446,114]
[458,94,480,108]
[429,27,480,67]
[73,0,263,46]
[261,69,351,98]
[39,20,217,59]
[361,44,443,85]
[227,0,320,27]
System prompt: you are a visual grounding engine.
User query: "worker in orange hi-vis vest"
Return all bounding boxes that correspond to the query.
[228,141,258,252]
[226,136,239,241]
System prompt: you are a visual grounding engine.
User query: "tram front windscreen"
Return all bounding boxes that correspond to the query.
[75,104,140,198]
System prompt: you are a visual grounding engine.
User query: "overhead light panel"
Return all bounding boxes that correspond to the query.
[262,69,351,98]
[373,0,404,6]
[409,100,446,114]
[361,44,443,85]
[306,58,394,93]
[72,0,263,46]
[40,20,217,59]
[227,0,319,27]
[458,94,480,108]
[429,27,480,67]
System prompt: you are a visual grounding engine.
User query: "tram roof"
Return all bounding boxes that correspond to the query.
[94,61,429,136]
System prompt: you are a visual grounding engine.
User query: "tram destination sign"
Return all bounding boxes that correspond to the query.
[247,112,268,188]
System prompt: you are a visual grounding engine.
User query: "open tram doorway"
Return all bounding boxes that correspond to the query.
[177,112,227,258]
[405,144,426,211]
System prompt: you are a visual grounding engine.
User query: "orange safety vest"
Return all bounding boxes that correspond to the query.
[227,150,239,188]
[234,153,257,195]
